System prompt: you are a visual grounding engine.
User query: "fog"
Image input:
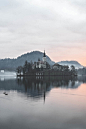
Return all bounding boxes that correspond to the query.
[0,71,16,81]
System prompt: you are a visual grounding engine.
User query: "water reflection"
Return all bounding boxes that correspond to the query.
[0,76,85,101]
[0,76,86,129]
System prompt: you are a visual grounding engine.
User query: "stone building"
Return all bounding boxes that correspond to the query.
[32,50,47,69]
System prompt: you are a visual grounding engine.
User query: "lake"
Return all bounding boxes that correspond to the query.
[0,74,86,129]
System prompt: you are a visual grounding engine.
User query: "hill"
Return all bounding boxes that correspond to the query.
[0,51,84,71]
[57,61,83,69]
[0,51,55,71]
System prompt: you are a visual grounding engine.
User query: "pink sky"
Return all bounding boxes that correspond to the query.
[0,0,86,66]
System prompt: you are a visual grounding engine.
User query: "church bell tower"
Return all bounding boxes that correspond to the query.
[43,50,46,62]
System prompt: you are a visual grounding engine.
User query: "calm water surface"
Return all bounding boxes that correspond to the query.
[0,74,86,129]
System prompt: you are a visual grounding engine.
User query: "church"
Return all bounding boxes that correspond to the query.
[32,50,47,69]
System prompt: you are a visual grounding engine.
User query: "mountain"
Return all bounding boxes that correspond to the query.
[0,51,55,71]
[0,51,84,71]
[57,61,83,69]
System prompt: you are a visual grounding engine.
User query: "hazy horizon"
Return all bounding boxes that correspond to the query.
[0,0,86,65]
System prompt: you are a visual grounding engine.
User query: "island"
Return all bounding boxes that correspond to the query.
[16,50,77,77]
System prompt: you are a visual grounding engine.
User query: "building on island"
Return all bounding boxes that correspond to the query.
[52,63,62,70]
[32,50,49,69]
[16,50,77,76]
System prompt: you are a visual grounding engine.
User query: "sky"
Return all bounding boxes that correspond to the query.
[0,0,86,65]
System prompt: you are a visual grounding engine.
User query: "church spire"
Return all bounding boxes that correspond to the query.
[43,50,46,57]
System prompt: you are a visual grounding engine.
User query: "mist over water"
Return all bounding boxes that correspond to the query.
[0,71,16,76]
[0,75,86,129]
[0,71,16,81]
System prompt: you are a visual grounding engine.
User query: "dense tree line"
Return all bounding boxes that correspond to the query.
[16,60,51,74]
[16,61,32,74]
[16,60,76,75]
[77,67,86,75]
[53,64,76,72]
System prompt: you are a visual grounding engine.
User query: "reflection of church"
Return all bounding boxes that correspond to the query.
[32,50,47,69]
[16,76,78,102]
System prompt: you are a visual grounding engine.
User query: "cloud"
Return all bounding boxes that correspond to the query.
[0,0,86,65]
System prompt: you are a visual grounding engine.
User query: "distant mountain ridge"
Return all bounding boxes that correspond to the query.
[57,61,83,69]
[0,51,84,70]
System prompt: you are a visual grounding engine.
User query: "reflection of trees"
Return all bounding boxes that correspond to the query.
[77,76,86,83]
[17,76,78,89]
[17,77,51,96]
[17,77,51,102]
[0,76,85,102]
[71,81,75,87]
[17,76,78,99]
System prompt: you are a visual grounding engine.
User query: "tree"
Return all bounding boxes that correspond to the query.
[46,62,50,69]
[27,62,32,72]
[71,65,76,75]
[22,67,25,74]
[23,60,28,73]
[64,65,69,72]
[23,60,33,73]
[61,65,69,72]
[16,66,23,74]
[71,65,75,72]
